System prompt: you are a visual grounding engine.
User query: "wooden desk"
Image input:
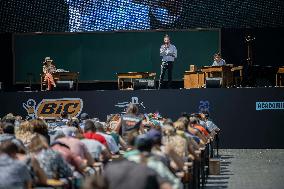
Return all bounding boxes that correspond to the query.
[276,66,284,87]
[184,71,205,88]
[41,72,79,91]
[117,72,156,90]
[231,66,243,86]
[202,66,233,87]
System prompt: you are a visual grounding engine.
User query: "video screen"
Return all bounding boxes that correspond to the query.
[0,0,283,32]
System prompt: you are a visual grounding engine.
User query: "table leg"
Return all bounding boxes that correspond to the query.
[118,78,120,90]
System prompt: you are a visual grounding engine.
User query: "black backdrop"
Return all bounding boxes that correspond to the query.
[0,88,283,149]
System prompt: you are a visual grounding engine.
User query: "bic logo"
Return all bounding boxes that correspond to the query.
[23,98,83,119]
[115,97,145,113]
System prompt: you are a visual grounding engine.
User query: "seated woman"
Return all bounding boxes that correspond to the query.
[43,57,56,90]
[114,104,145,145]
[28,134,73,180]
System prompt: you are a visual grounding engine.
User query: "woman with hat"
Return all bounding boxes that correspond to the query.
[42,57,56,90]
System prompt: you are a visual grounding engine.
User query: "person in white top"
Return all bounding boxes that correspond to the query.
[212,53,226,66]
[159,34,177,89]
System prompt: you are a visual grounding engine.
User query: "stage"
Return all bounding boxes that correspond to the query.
[0,88,283,148]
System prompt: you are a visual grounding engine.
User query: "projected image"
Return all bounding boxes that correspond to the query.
[0,0,283,32]
[66,0,183,31]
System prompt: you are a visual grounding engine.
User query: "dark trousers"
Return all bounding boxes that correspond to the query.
[159,61,173,89]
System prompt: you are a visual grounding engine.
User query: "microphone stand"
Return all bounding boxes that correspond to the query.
[243,34,255,87]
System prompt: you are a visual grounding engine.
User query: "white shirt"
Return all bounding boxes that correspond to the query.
[212,59,226,66]
[160,44,177,62]
[97,132,119,154]
[81,138,106,159]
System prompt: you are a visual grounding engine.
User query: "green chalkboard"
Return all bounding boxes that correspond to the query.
[14,29,220,83]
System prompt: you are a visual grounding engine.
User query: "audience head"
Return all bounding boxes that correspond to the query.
[18,121,34,133]
[146,129,162,146]
[67,117,80,128]
[94,122,105,132]
[80,113,90,121]
[52,130,66,141]
[181,112,189,119]
[61,111,69,119]
[1,122,15,134]
[29,134,49,153]
[200,110,210,120]
[189,116,199,125]
[177,116,189,128]
[135,134,153,152]
[84,120,96,133]
[162,125,176,136]
[126,103,139,115]
[0,141,19,158]
[163,118,173,126]
[2,113,16,124]
[173,121,186,131]
[127,130,140,148]
[29,118,48,135]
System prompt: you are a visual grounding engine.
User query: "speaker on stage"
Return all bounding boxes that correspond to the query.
[206,77,222,88]
[54,81,74,91]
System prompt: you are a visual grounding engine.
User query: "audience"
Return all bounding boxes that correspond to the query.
[0,141,32,189]
[94,121,120,154]
[29,134,73,179]
[14,140,47,186]
[29,118,50,144]
[83,120,107,146]
[0,105,220,189]
[0,121,16,144]
[114,103,145,144]
[55,129,94,167]
[125,133,182,189]
[15,121,36,146]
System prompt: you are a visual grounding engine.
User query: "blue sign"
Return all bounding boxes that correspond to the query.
[256,101,284,111]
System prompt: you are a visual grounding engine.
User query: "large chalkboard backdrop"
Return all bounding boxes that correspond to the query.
[14,29,220,83]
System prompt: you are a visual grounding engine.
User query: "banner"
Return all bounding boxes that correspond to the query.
[0,88,283,148]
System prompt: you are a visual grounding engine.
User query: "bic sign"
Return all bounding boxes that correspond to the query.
[23,98,83,119]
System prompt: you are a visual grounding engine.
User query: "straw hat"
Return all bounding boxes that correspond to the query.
[44,57,53,62]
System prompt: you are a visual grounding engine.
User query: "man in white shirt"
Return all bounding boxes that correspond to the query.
[159,34,177,89]
[212,53,226,66]
[94,122,120,154]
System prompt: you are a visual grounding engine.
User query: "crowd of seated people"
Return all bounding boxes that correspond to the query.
[0,104,220,189]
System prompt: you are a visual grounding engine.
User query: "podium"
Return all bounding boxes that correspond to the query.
[276,66,284,87]
[184,71,205,88]
[117,72,156,90]
[202,66,234,87]
[41,72,79,91]
[184,65,243,88]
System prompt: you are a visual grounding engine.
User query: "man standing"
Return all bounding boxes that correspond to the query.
[159,34,177,89]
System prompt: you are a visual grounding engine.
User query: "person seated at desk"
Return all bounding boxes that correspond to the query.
[42,57,56,90]
[212,53,226,66]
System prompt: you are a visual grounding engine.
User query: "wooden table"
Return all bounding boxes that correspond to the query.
[231,66,243,86]
[117,72,156,90]
[41,72,79,91]
[276,66,284,87]
[202,66,234,87]
[184,71,205,88]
